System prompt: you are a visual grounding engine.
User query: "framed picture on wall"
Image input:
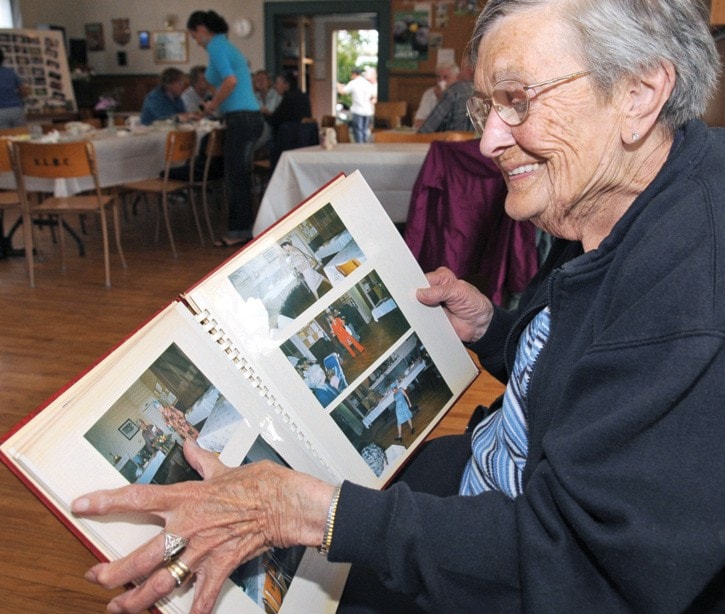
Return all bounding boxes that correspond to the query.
[118,418,139,440]
[151,30,188,64]
[85,22,104,52]
[138,30,150,50]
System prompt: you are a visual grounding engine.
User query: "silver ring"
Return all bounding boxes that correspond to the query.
[165,558,192,588]
[162,530,188,563]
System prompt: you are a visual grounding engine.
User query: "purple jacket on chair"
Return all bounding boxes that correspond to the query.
[404,139,538,304]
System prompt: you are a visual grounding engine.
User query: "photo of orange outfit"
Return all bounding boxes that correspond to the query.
[329,316,365,356]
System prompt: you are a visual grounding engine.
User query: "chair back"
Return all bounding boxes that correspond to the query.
[0,126,29,137]
[204,127,224,159]
[443,131,477,141]
[373,130,477,144]
[0,138,14,173]
[374,101,408,129]
[13,140,98,180]
[165,129,197,165]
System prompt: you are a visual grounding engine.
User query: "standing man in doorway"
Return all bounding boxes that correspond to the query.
[337,67,376,143]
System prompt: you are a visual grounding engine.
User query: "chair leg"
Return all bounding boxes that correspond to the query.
[161,192,178,259]
[187,186,205,247]
[153,194,161,244]
[111,199,127,269]
[99,208,111,287]
[21,210,34,288]
[201,183,215,243]
[57,214,67,272]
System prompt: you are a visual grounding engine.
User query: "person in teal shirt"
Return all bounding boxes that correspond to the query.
[187,10,264,247]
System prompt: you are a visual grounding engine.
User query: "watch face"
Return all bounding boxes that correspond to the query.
[234,18,253,39]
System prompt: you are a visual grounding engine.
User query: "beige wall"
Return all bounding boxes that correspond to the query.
[19,0,287,75]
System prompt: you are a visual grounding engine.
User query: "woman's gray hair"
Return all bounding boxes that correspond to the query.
[471,0,721,130]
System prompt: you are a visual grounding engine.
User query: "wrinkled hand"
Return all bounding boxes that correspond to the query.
[416,267,494,344]
[72,439,334,614]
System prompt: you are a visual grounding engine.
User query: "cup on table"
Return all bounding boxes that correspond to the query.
[125,115,142,131]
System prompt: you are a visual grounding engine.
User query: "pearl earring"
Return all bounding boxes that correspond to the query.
[632,132,640,141]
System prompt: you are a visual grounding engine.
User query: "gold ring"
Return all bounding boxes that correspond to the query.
[165,558,192,588]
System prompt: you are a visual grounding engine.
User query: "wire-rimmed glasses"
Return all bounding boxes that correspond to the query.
[466,70,591,134]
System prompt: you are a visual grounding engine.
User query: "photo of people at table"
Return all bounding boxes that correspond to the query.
[227,204,366,330]
[330,333,453,476]
[280,272,410,407]
[84,343,244,485]
[229,436,306,613]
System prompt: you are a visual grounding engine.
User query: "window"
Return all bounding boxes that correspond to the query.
[0,0,17,28]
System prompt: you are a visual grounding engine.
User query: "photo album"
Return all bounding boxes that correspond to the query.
[0,170,478,613]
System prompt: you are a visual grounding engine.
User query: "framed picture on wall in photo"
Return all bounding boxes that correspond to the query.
[85,22,104,52]
[152,30,188,64]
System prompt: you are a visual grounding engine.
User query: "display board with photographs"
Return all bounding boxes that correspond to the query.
[0,28,76,115]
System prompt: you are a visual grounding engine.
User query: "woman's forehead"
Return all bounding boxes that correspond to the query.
[476,11,573,84]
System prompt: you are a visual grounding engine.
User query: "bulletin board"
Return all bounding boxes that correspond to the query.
[0,28,77,115]
[388,0,481,73]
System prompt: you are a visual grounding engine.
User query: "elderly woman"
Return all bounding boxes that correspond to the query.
[72,1,723,612]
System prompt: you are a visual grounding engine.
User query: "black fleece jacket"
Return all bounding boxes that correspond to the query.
[329,120,725,613]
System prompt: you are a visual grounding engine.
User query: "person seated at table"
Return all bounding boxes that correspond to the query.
[253,69,281,156]
[417,55,475,134]
[412,61,459,129]
[264,71,312,136]
[140,67,199,126]
[71,1,724,613]
[181,65,211,114]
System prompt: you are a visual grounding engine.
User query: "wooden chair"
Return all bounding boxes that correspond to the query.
[373,130,477,143]
[373,101,408,129]
[320,115,351,143]
[11,140,127,287]
[193,127,225,243]
[120,129,203,258]
[0,126,29,137]
[0,139,33,284]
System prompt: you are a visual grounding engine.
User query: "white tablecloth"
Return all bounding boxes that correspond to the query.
[252,142,431,236]
[0,125,209,195]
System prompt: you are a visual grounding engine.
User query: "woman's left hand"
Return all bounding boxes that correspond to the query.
[72,439,334,614]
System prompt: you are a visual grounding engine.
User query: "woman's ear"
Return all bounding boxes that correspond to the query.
[621,60,675,144]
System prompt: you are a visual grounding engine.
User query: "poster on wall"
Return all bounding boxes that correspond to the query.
[392,10,430,61]
[0,29,77,115]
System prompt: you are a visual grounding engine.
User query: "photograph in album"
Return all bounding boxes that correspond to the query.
[280,271,410,404]
[230,436,306,612]
[329,331,453,477]
[228,204,366,330]
[83,343,244,485]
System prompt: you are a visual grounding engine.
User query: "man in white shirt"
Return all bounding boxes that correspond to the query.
[337,67,376,144]
[181,65,210,113]
[413,62,459,129]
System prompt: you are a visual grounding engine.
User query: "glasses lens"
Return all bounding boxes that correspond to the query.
[466,97,490,134]
[492,80,528,126]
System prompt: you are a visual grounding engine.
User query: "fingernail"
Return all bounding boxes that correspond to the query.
[84,568,97,583]
[72,497,89,513]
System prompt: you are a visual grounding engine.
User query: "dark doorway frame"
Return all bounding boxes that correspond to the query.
[264,1,391,101]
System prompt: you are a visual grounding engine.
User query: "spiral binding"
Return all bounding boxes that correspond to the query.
[194,309,332,473]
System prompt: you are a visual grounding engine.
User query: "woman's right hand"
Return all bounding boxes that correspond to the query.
[416,267,494,344]
[71,440,335,614]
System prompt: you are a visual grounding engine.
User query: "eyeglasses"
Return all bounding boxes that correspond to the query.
[466,70,591,133]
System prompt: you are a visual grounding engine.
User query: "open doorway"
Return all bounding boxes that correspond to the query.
[264,1,391,120]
